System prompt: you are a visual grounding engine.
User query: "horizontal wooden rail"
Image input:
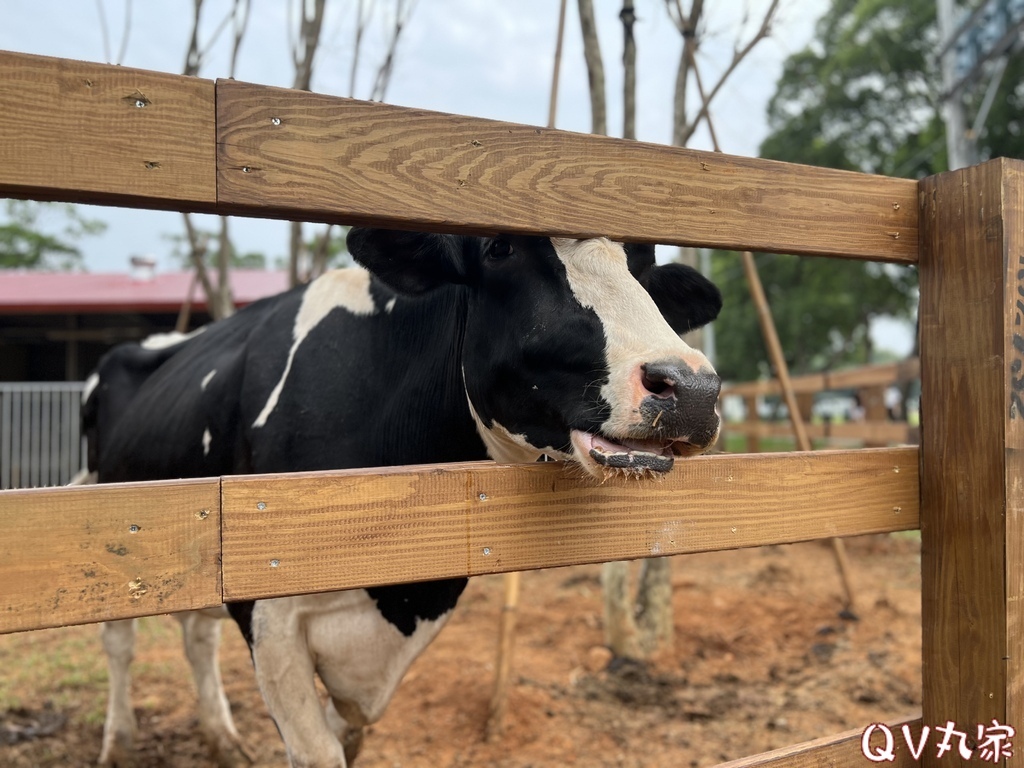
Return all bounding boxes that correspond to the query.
[221,448,918,600]
[0,50,917,262]
[215,81,918,262]
[722,420,916,445]
[0,478,221,634]
[716,716,922,768]
[722,359,920,398]
[0,51,216,211]
[0,448,918,633]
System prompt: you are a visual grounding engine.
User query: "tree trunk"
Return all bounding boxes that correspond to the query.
[600,561,640,658]
[636,557,674,654]
[621,1,636,140]
[577,0,606,135]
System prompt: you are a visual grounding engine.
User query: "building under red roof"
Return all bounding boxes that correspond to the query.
[0,270,290,314]
[0,269,291,381]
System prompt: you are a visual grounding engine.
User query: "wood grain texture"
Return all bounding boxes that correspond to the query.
[1004,160,1024,766]
[717,717,922,768]
[0,51,216,210]
[216,80,918,262]
[220,448,919,601]
[0,479,221,634]
[919,158,1024,768]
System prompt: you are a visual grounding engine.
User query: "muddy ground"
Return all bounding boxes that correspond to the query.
[0,534,921,767]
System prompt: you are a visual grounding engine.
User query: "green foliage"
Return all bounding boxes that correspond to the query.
[708,0,1024,381]
[0,201,106,270]
[762,0,943,178]
[711,251,916,381]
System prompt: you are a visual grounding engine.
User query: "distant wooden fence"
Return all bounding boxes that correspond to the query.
[721,359,920,452]
[1,50,1020,768]
[0,382,87,490]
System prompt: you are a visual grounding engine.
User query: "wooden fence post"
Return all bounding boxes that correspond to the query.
[919,158,1024,768]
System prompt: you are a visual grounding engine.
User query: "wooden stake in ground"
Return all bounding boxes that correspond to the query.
[486,0,569,740]
[741,252,857,613]
[689,45,857,614]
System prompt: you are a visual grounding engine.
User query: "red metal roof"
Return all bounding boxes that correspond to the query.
[0,270,291,314]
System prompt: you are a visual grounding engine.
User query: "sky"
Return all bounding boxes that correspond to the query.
[0,0,913,354]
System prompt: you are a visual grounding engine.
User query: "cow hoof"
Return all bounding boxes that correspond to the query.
[208,733,255,768]
[343,726,364,765]
[98,731,136,767]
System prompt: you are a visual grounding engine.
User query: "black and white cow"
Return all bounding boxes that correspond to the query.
[83,228,722,767]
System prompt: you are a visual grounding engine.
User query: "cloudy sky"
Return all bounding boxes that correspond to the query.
[3,0,830,272]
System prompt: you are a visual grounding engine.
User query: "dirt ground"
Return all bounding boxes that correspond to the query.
[0,534,921,767]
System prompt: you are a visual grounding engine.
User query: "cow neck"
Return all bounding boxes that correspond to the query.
[372,280,488,466]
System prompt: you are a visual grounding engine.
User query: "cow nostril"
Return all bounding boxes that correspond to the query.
[640,366,676,398]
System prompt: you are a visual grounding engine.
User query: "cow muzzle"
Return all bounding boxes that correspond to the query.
[570,357,721,478]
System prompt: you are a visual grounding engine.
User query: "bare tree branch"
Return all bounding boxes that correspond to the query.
[95,0,112,63]
[309,225,335,280]
[291,0,327,91]
[349,0,372,98]
[577,0,607,135]
[370,0,416,102]
[672,0,779,147]
[115,0,133,65]
[229,0,251,78]
[183,0,205,76]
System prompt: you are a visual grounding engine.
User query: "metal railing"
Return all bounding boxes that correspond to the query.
[0,382,86,489]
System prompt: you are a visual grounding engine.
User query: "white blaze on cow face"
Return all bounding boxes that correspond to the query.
[253,268,377,428]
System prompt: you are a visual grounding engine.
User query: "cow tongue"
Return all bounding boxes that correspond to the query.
[569,430,676,475]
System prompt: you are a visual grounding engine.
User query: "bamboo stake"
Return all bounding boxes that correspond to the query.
[486,0,569,740]
[688,44,858,614]
[486,564,522,740]
[742,253,857,612]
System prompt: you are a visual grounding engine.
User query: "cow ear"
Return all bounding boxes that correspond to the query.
[641,263,723,333]
[347,228,475,295]
[623,242,656,279]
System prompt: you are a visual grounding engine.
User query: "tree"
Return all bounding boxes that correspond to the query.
[713,0,1024,383]
[759,0,943,178]
[711,253,916,382]
[762,0,1024,177]
[0,201,106,270]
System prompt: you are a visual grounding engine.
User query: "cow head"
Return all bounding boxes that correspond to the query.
[348,229,722,479]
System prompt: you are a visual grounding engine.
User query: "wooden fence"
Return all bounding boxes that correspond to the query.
[720,359,920,451]
[0,50,1020,768]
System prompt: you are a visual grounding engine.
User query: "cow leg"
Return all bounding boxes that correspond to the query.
[99,619,137,766]
[250,621,348,767]
[176,610,253,767]
[324,698,365,766]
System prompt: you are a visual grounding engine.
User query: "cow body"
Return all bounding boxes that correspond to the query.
[85,230,722,767]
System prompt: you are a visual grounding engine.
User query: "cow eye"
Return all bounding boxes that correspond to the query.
[488,239,514,260]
